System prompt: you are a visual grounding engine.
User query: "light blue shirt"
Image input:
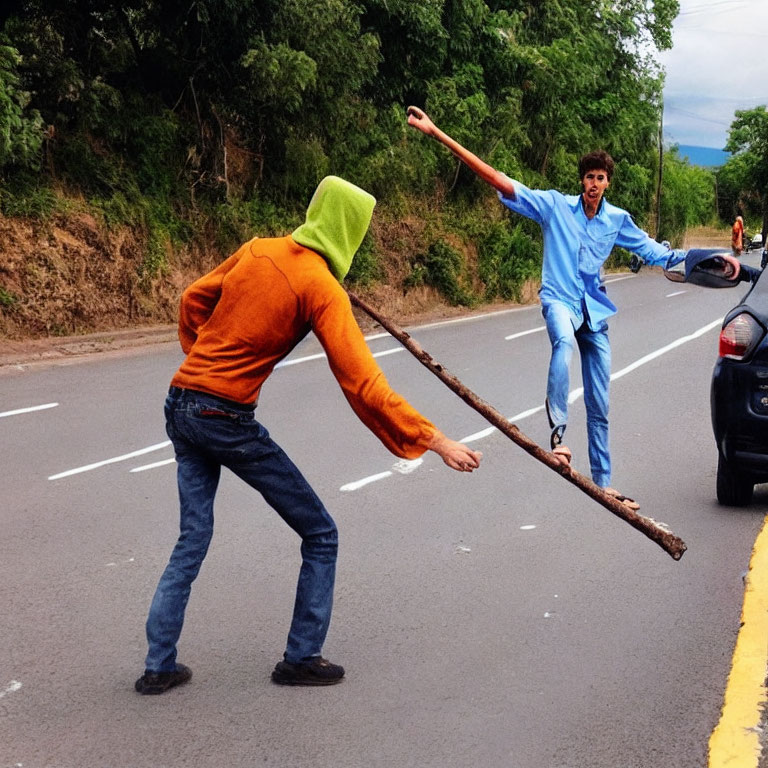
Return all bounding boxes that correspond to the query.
[499,180,674,330]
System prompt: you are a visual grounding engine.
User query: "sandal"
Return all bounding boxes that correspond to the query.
[603,487,640,511]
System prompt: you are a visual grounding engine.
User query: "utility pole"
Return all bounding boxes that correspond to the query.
[655,106,663,239]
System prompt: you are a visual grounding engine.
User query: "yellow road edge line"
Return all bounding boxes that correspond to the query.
[709,515,768,768]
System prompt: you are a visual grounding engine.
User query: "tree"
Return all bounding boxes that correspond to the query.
[723,106,768,243]
[0,42,43,172]
[658,147,716,244]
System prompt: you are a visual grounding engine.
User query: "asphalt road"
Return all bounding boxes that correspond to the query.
[2,259,766,768]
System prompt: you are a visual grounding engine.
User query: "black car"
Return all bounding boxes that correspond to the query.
[664,248,765,505]
[711,264,768,505]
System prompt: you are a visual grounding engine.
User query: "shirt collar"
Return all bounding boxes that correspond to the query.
[579,193,605,218]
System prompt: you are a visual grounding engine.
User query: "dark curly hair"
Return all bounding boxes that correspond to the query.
[578,151,614,181]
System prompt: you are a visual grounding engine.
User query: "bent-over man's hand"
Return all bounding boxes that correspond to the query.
[428,431,482,472]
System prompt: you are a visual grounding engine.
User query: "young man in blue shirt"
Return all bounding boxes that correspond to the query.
[407,106,682,508]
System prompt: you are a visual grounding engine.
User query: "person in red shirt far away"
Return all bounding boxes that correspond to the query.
[732,215,744,256]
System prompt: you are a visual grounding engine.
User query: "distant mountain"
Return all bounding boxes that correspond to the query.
[675,144,731,168]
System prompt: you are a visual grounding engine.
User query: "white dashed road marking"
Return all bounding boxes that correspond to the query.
[44,314,724,485]
[0,681,22,698]
[0,403,58,418]
[130,458,176,473]
[48,441,171,480]
[341,316,724,491]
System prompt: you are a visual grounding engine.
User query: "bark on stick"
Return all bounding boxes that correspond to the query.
[348,291,687,561]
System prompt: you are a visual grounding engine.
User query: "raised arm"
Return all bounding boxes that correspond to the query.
[406,106,516,198]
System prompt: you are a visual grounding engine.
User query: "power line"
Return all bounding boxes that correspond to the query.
[664,105,733,126]
[678,0,750,17]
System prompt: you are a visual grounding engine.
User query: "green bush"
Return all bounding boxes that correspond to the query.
[407,238,474,306]
[0,43,44,171]
[0,285,18,307]
[347,232,380,285]
[210,196,299,255]
[57,134,128,197]
[476,221,540,300]
[283,135,330,201]
[0,172,58,218]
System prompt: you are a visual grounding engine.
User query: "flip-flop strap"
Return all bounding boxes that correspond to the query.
[550,424,566,449]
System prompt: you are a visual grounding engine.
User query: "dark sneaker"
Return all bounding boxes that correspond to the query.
[271,657,344,686]
[134,663,192,695]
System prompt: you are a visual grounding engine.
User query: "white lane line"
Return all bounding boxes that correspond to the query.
[0,680,22,698]
[0,403,58,418]
[503,279,657,343]
[43,306,515,480]
[275,305,536,369]
[130,458,176,473]
[342,316,724,491]
[460,426,497,443]
[610,318,723,382]
[666,290,687,297]
[505,326,545,341]
[412,305,537,331]
[39,347,406,480]
[276,352,326,368]
[458,406,546,445]
[371,348,404,360]
[48,441,171,480]
[276,346,404,368]
[340,471,393,492]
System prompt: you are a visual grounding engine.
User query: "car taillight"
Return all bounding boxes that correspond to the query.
[718,313,764,360]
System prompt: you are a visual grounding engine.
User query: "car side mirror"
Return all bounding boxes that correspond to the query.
[663,248,741,288]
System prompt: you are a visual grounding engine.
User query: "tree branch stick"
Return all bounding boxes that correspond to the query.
[348,291,687,561]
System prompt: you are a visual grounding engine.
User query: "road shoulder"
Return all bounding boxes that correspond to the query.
[709,515,768,767]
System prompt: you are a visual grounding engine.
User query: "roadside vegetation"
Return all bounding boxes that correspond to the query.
[0,0,761,339]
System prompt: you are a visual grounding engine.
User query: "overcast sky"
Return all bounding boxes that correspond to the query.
[658,0,768,149]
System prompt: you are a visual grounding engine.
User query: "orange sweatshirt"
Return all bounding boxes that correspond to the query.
[170,235,436,459]
[732,218,744,250]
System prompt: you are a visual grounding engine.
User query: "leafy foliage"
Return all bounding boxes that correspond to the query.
[720,106,768,240]
[406,238,474,306]
[0,42,43,170]
[0,0,719,311]
[658,148,716,244]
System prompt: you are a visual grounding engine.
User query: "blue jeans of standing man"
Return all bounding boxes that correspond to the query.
[144,387,338,672]
[543,302,611,488]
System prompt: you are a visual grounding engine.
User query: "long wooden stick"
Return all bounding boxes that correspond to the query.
[349,291,687,561]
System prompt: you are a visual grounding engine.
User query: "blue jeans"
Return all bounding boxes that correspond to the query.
[543,302,611,487]
[144,387,338,672]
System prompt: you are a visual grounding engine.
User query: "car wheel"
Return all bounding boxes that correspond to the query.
[716,453,754,506]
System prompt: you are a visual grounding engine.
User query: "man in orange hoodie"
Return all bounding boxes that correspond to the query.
[135,176,482,694]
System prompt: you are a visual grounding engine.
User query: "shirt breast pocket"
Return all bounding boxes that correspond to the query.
[581,230,618,270]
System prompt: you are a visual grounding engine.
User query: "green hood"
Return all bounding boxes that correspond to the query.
[291,176,376,281]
